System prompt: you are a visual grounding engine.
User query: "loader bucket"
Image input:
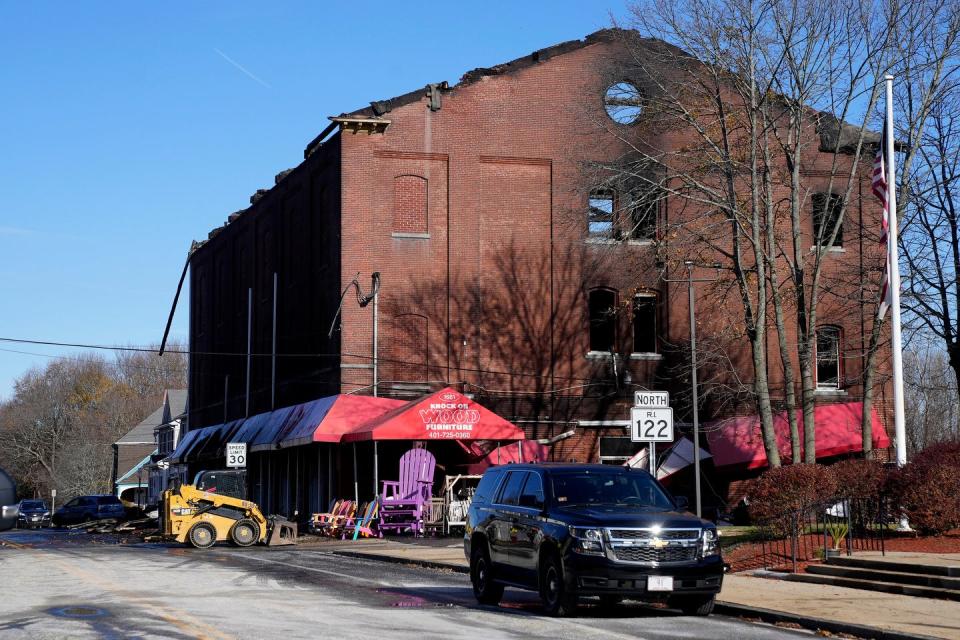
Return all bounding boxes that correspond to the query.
[267,517,297,546]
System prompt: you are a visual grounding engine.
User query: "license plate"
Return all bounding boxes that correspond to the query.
[647,576,674,591]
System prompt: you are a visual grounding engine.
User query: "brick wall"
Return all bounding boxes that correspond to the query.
[187,31,893,464]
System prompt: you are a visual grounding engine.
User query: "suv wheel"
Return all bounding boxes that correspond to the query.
[670,594,715,616]
[540,553,577,617]
[470,544,504,605]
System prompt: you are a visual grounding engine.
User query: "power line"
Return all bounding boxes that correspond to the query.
[0,335,620,385]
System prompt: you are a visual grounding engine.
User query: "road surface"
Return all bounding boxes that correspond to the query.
[0,529,809,640]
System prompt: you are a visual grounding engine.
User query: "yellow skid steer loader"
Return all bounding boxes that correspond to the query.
[161,470,296,549]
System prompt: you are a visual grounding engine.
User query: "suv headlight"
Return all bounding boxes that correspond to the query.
[570,527,605,556]
[701,528,719,557]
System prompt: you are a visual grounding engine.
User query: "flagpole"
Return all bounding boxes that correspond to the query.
[885,75,909,527]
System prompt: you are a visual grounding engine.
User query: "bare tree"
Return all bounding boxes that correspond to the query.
[0,345,187,501]
[903,344,960,452]
[601,0,895,464]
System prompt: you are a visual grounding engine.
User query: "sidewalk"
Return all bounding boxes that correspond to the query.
[322,539,960,639]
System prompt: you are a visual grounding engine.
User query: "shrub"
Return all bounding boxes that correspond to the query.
[888,442,960,535]
[831,458,887,501]
[748,464,837,534]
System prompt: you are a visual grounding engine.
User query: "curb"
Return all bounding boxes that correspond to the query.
[714,602,942,640]
[332,550,938,639]
[332,549,469,574]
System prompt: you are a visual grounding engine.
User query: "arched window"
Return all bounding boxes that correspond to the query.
[815,325,843,389]
[588,288,618,352]
[393,175,428,234]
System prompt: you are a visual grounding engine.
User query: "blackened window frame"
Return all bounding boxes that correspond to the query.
[628,185,660,241]
[812,193,844,248]
[632,292,659,354]
[588,287,618,353]
[815,325,843,389]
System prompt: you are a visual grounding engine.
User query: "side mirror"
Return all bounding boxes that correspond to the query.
[674,496,689,511]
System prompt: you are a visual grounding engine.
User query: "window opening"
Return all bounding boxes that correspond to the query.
[816,326,842,388]
[589,289,618,352]
[632,294,658,353]
[812,193,844,247]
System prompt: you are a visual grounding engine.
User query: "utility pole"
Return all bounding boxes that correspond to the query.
[246,287,252,418]
[663,261,721,519]
[272,272,278,410]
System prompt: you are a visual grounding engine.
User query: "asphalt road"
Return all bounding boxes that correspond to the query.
[0,529,810,640]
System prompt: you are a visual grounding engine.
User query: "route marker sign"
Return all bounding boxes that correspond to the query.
[631,407,674,443]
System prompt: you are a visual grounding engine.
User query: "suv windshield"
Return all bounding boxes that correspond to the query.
[21,500,45,509]
[551,470,675,510]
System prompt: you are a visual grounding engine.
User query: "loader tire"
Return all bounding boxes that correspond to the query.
[230,518,260,547]
[187,522,217,549]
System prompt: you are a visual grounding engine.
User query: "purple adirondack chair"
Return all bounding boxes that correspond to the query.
[379,448,436,536]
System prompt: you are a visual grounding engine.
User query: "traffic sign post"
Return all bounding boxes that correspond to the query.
[226,442,247,468]
[631,392,674,478]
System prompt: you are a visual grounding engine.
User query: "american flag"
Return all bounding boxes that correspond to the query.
[873,124,893,319]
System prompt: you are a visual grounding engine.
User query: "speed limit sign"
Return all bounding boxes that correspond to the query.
[226,442,247,468]
[631,407,674,443]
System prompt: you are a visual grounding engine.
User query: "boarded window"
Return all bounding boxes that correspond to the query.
[632,294,658,353]
[816,325,842,388]
[812,193,844,247]
[589,288,617,352]
[393,175,428,233]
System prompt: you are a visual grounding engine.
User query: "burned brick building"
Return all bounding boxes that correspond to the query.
[186,29,892,482]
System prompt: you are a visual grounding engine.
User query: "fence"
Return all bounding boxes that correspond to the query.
[740,497,887,573]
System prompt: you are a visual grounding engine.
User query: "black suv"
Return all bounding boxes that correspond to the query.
[464,464,723,616]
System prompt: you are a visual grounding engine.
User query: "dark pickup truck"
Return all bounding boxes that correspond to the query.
[464,463,723,616]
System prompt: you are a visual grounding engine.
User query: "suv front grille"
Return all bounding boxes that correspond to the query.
[612,545,698,563]
[605,527,701,565]
[608,529,698,540]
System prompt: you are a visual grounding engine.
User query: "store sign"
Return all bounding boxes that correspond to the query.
[419,391,480,439]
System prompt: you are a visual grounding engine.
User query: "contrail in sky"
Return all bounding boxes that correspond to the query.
[213,48,272,88]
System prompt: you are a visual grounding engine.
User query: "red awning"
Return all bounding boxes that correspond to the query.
[705,402,891,469]
[341,388,526,443]
[280,394,406,447]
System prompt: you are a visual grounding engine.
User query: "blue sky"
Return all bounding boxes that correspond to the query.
[0,1,629,398]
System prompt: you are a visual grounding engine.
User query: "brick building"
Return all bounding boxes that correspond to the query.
[185,29,892,505]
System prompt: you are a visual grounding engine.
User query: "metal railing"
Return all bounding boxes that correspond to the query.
[737,497,887,573]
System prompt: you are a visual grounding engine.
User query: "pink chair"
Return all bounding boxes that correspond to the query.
[379,448,436,536]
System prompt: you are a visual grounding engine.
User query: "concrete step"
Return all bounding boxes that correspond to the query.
[807,563,960,591]
[827,555,960,578]
[788,572,960,601]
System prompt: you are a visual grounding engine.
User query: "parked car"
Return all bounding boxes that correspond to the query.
[0,468,17,531]
[464,463,724,617]
[52,495,126,527]
[16,500,51,529]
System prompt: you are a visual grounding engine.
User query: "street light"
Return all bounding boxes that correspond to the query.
[662,261,721,519]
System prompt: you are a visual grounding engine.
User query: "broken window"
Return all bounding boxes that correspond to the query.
[812,193,844,248]
[816,325,842,389]
[588,288,618,352]
[604,82,643,124]
[632,294,658,353]
[629,185,660,240]
[588,190,616,239]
